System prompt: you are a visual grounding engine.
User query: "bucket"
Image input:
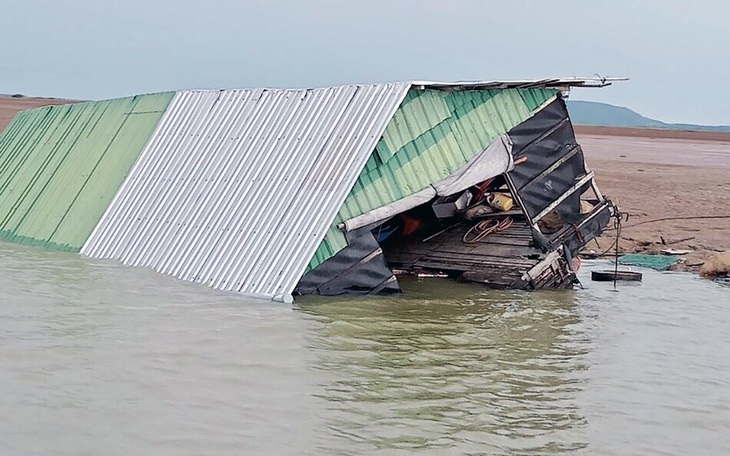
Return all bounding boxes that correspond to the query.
[486,193,514,212]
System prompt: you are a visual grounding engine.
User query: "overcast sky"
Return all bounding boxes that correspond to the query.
[1,0,727,124]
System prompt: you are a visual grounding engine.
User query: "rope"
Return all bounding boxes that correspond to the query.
[594,232,619,257]
[589,213,730,257]
[463,217,513,244]
[570,223,585,244]
[580,201,622,257]
[624,215,730,228]
[612,205,622,290]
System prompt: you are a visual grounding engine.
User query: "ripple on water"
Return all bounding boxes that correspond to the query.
[0,244,729,455]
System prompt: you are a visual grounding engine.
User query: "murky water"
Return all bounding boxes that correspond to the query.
[1,242,729,455]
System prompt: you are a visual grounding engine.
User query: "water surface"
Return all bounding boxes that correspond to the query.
[1,243,728,455]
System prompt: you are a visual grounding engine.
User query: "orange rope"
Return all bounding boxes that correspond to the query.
[462,217,513,244]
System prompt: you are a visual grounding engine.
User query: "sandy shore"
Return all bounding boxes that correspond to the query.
[575,125,730,143]
[576,127,730,272]
[0,96,77,132]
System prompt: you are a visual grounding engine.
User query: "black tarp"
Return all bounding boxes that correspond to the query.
[295,232,400,296]
[551,202,612,256]
[507,97,587,221]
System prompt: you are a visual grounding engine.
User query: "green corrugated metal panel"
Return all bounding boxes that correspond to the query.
[307,222,348,271]
[376,90,451,163]
[345,89,547,216]
[519,88,556,112]
[308,88,557,271]
[0,92,174,251]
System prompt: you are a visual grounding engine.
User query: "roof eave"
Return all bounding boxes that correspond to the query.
[411,77,628,91]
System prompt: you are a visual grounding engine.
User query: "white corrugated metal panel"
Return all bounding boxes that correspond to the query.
[81,83,411,302]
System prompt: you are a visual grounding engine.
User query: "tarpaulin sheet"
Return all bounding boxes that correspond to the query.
[507,98,586,220]
[295,232,399,296]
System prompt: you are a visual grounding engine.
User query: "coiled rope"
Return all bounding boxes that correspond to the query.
[462,217,513,244]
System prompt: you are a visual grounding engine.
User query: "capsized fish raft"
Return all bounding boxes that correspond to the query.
[0,78,620,302]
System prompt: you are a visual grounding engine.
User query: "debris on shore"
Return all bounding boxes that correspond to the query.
[700,250,730,278]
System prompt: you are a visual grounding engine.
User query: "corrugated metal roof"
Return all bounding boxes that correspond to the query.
[0,78,612,300]
[309,88,558,270]
[81,84,411,302]
[0,93,174,251]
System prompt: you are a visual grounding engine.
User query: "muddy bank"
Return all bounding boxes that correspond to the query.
[575,125,730,142]
[0,96,77,132]
[578,129,730,272]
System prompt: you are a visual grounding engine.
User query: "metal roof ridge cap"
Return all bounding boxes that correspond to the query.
[7,90,178,117]
[174,82,412,94]
[410,77,628,89]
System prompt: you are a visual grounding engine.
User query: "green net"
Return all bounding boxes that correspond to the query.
[618,254,681,271]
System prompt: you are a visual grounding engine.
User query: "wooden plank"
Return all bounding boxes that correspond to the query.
[403,245,539,261]
[472,237,533,247]
[411,256,537,270]
[411,260,533,273]
[381,214,545,285]
[410,254,536,267]
[430,241,535,255]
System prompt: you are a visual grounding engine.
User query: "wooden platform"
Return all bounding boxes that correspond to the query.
[381,217,548,289]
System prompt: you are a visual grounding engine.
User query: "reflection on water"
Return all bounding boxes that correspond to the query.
[1,242,729,455]
[300,279,589,454]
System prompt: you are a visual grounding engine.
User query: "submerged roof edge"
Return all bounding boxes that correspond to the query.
[81,83,414,302]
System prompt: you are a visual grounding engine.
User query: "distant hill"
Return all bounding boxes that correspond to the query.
[567,100,730,133]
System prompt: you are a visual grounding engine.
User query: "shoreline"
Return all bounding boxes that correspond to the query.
[574,125,730,142]
[578,130,730,273]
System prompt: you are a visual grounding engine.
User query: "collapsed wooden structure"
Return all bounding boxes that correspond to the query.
[0,78,620,301]
[296,87,615,296]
